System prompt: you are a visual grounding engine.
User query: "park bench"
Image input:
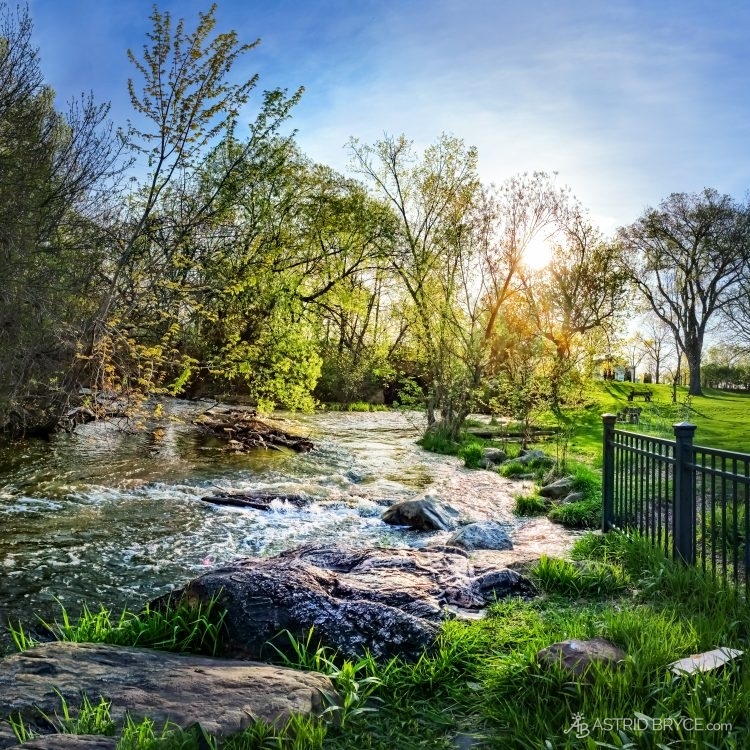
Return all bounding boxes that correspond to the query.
[627,388,652,402]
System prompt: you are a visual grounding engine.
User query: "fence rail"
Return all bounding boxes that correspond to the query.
[602,414,750,596]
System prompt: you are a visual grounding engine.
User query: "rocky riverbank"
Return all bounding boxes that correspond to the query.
[0,541,539,748]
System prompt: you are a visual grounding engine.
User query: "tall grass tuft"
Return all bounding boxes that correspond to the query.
[12,596,226,656]
[457,441,484,468]
[513,493,549,516]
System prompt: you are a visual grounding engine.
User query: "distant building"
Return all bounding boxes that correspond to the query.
[596,358,637,382]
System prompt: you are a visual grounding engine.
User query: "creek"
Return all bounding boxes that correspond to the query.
[0,402,575,640]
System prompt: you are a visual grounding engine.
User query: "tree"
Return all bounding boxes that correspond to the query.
[619,189,750,396]
[523,205,627,407]
[638,317,675,384]
[348,133,482,434]
[92,3,303,404]
[0,2,122,436]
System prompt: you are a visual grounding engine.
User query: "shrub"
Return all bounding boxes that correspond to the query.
[457,442,484,468]
[513,494,548,516]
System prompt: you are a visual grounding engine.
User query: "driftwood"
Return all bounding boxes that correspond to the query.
[465,426,558,440]
[193,409,314,453]
[201,493,309,510]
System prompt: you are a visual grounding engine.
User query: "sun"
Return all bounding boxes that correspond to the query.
[522,233,553,270]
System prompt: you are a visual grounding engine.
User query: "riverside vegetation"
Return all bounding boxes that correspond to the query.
[4,531,750,748]
[3,2,750,746]
[4,386,750,747]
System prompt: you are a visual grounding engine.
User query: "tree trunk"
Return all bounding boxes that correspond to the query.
[686,347,703,396]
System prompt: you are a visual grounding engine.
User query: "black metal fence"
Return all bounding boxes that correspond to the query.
[602,414,750,596]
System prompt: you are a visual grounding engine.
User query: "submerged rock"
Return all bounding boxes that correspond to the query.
[152,545,536,662]
[381,495,456,530]
[446,522,514,551]
[200,492,309,510]
[0,642,333,750]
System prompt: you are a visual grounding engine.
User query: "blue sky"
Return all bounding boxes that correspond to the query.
[27,0,750,236]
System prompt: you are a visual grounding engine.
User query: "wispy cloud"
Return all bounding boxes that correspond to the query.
[27,0,750,233]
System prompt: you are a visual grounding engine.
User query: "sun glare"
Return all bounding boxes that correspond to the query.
[523,234,553,270]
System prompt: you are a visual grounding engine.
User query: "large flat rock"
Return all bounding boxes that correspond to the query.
[9,737,117,750]
[0,642,334,749]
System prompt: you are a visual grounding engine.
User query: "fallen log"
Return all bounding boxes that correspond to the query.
[193,409,314,453]
[201,493,309,510]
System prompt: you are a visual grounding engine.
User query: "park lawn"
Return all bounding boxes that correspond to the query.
[560,381,750,463]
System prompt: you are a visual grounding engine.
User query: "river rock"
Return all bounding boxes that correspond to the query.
[516,449,553,465]
[0,642,333,750]
[152,545,536,662]
[200,492,309,510]
[536,637,626,677]
[381,495,456,530]
[8,737,117,750]
[446,522,514,551]
[539,477,574,499]
[561,491,585,504]
[482,448,507,464]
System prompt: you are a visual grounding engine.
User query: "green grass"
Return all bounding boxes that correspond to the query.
[323,402,390,412]
[559,381,750,461]
[498,456,550,480]
[513,493,549,516]
[457,441,484,468]
[10,596,226,656]
[9,531,750,748]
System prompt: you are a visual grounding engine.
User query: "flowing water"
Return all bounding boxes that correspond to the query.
[0,402,576,640]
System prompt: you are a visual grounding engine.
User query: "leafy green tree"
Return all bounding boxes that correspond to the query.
[349,133,484,434]
[523,206,628,409]
[0,2,122,435]
[94,3,303,404]
[619,189,750,396]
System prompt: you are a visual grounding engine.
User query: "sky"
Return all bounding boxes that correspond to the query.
[25,0,750,251]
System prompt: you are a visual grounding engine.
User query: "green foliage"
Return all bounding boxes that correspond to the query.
[532,555,628,596]
[50,691,116,736]
[417,426,458,455]
[265,629,382,729]
[0,3,121,436]
[457,441,483,468]
[7,713,37,744]
[498,457,549,479]
[346,402,389,412]
[548,495,601,528]
[10,530,750,748]
[14,596,226,656]
[117,716,205,750]
[513,493,548,515]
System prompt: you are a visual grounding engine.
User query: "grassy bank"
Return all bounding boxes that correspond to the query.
[7,530,749,748]
[559,382,750,462]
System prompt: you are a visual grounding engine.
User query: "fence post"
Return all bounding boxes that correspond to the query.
[673,421,697,565]
[602,414,617,532]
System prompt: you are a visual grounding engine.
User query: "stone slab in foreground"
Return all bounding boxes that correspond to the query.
[0,642,334,750]
[9,736,117,750]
